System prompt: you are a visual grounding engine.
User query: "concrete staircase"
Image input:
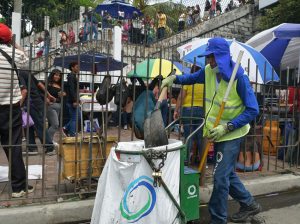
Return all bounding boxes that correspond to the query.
[30,3,256,77]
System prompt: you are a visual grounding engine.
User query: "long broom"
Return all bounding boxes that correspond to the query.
[198,50,244,172]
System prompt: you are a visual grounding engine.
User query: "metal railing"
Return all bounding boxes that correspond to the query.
[0,18,299,208]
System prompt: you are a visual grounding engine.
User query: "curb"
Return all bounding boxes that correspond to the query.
[199,173,300,203]
[0,174,300,224]
[0,199,94,224]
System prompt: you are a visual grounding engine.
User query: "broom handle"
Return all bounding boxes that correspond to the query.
[158,87,168,102]
[198,50,244,172]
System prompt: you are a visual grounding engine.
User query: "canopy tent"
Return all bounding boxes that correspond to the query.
[53,52,126,72]
[246,23,300,71]
[95,0,143,20]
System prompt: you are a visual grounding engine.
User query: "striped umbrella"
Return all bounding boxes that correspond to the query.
[246,23,300,73]
[177,38,279,84]
[127,59,185,79]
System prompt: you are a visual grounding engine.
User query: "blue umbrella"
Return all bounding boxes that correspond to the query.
[246,23,300,71]
[177,38,279,84]
[95,0,143,20]
[53,52,126,72]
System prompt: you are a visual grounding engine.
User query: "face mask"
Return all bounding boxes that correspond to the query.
[212,66,219,74]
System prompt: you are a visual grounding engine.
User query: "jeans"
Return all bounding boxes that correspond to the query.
[209,137,254,224]
[0,104,26,192]
[28,104,53,150]
[121,112,132,127]
[157,27,165,40]
[47,102,61,140]
[92,24,98,40]
[64,103,80,137]
[181,107,204,161]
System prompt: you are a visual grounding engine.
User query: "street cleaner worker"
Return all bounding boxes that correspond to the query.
[161,37,261,223]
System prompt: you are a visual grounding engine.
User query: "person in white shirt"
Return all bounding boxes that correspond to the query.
[0,23,34,198]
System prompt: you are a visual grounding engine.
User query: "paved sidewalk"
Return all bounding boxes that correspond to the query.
[0,126,299,223]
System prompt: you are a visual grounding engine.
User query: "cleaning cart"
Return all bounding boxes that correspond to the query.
[101,117,205,224]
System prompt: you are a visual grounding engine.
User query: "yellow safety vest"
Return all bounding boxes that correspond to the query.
[203,65,250,142]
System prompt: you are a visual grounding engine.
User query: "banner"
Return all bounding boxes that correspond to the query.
[91,140,182,224]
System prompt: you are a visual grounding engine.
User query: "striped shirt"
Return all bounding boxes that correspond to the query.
[0,44,28,105]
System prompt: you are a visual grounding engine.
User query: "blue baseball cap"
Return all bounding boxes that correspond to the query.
[198,37,230,57]
[198,37,244,82]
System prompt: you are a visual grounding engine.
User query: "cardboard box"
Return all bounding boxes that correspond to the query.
[60,136,105,180]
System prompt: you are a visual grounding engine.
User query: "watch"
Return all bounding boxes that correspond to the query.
[227,122,235,132]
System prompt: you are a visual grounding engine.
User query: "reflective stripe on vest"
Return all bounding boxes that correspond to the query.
[204,65,250,142]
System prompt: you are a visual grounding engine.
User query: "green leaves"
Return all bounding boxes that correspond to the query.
[259,0,300,30]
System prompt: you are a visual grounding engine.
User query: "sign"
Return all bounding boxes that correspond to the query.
[259,0,279,10]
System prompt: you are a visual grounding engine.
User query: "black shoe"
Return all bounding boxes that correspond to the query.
[231,201,262,223]
[45,146,57,156]
[12,185,35,198]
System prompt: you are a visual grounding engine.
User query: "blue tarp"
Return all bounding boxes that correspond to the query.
[53,52,126,72]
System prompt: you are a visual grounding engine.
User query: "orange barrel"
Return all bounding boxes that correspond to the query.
[263,120,281,155]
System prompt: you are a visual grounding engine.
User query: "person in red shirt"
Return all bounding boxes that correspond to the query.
[288,82,300,113]
[68,26,75,45]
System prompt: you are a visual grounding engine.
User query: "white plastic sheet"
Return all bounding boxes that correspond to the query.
[91,140,182,224]
[0,165,43,182]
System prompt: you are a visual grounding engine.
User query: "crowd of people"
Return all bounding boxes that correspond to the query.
[0,22,98,198]
[28,0,248,56]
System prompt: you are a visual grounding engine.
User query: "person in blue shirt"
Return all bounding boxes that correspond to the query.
[161,37,261,224]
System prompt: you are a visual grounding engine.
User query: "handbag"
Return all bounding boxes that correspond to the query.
[22,110,34,128]
[114,78,129,108]
[96,75,115,105]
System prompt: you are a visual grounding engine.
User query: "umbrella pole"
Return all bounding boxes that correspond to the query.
[198,51,244,172]
[298,49,300,84]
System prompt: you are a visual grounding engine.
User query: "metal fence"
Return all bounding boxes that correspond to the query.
[0,35,299,206]
[18,1,249,61]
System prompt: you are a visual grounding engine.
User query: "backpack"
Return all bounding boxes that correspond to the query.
[96,75,115,105]
[114,78,129,108]
[133,90,156,139]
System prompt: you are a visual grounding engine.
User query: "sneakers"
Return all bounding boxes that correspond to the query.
[61,127,69,137]
[12,185,34,198]
[26,148,38,155]
[45,143,57,156]
[231,201,262,223]
[45,148,56,156]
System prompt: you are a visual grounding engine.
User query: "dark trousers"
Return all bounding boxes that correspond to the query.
[0,104,26,192]
[28,104,53,150]
[157,27,165,40]
[121,112,132,127]
[178,21,185,32]
[65,103,80,137]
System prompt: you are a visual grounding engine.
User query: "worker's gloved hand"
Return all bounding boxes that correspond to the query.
[207,124,228,141]
[161,75,176,90]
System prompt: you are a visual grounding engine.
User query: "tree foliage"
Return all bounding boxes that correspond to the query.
[259,0,300,30]
[0,0,103,32]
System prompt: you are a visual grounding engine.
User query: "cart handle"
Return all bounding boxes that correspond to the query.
[165,117,205,146]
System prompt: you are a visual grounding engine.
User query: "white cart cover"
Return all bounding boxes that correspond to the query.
[91,139,182,224]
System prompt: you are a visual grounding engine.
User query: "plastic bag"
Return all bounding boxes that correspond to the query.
[84,119,100,132]
[22,110,34,128]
